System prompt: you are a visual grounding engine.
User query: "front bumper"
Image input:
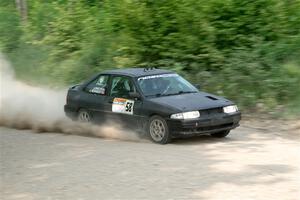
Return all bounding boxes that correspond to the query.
[167,112,241,136]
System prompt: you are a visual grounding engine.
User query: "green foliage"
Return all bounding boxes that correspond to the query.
[6,43,49,84]
[1,0,300,115]
[0,4,22,51]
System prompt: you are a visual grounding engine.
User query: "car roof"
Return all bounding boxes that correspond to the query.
[101,68,175,78]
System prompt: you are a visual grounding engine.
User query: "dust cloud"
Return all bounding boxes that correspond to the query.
[0,53,140,141]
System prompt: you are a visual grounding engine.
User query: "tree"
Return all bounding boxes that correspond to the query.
[15,0,27,22]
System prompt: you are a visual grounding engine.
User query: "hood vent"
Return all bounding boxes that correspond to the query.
[206,96,218,100]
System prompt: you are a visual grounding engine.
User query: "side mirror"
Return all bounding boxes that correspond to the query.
[129,92,141,99]
[194,84,201,90]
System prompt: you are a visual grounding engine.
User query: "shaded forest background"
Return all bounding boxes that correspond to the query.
[1,0,300,115]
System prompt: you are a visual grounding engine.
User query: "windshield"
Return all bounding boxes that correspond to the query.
[137,73,198,97]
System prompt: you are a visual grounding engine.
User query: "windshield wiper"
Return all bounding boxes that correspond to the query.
[145,93,163,97]
[164,90,197,96]
[145,91,197,98]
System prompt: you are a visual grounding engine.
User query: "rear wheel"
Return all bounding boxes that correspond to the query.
[78,109,91,123]
[148,115,171,144]
[210,130,230,138]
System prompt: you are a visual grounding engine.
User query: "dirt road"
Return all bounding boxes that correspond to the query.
[0,125,299,200]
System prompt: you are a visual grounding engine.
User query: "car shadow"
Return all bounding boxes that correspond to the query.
[172,134,230,145]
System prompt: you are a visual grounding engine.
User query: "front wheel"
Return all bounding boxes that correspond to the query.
[210,130,230,138]
[148,116,171,144]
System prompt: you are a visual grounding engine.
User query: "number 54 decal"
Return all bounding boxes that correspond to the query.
[112,98,135,115]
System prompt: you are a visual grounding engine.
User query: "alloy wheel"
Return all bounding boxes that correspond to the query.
[149,119,166,142]
[78,110,91,122]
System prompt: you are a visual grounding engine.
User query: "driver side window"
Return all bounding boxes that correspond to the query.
[110,76,135,98]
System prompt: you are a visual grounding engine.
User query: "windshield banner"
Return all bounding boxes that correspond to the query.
[138,73,178,81]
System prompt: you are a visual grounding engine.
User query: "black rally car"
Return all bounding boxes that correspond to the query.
[64,68,241,144]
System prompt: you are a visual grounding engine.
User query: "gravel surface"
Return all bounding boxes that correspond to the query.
[0,125,299,200]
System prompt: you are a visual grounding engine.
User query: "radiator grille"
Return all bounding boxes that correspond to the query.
[200,107,223,116]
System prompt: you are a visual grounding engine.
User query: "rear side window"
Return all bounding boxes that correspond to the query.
[84,75,109,95]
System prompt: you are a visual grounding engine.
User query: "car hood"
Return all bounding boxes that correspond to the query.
[148,92,233,112]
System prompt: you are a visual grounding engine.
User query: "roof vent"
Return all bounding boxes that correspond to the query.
[206,96,218,100]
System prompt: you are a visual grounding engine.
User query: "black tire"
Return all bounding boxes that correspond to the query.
[148,115,171,144]
[210,130,230,138]
[77,109,92,123]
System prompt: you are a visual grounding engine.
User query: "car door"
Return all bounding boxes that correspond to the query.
[78,74,110,123]
[105,75,144,130]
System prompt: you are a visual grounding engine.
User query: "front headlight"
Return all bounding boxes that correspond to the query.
[223,105,238,113]
[170,111,200,119]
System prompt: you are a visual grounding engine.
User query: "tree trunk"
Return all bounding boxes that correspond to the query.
[15,0,28,23]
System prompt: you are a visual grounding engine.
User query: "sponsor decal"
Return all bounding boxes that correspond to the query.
[112,98,134,115]
[89,87,105,95]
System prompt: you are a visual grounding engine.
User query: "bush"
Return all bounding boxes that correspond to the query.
[1,0,299,115]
